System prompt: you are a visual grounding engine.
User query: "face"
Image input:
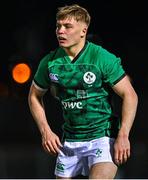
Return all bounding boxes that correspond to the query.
[56,17,87,48]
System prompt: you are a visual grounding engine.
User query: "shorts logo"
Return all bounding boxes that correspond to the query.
[56,162,65,173]
[49,73,59,82]
[83,72,96,84]
[96,148,102,157]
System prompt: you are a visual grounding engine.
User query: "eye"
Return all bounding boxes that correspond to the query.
[56,24,61,29]
[65,25,73,29]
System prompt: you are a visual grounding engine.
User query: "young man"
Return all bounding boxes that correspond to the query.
[28,4,138,179]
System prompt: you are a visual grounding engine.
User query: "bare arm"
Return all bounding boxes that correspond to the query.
[112,75,138,165]
[28,83,62,155]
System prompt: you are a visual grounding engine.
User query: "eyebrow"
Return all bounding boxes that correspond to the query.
[56,22,73,27]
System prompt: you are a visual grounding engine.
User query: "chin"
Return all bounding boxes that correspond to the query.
[59,43,69,48]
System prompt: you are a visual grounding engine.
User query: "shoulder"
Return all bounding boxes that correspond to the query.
[87,41,101,53]
[87,41,117,59]
[86,41,101,61]
[87,41,119,66]
[98,46,117,60]
[97,46,121,67]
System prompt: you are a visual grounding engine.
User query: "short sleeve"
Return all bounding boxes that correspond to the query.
[99,49,126,86]
[33,54,51,91]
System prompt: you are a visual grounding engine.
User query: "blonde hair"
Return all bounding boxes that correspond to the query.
[56,4,91,27]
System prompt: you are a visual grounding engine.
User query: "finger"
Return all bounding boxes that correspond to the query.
[126,149,130,158]
[122,149,130,163]
[114,150,123,165]
[42,143,48,152]
[47,141,57,154]
[43,146,56,156]
[56,138,63,147]
[42,142,55,155]
[119,149,130,164]
[118,150,124,164]
[123,152,128,163]
[114,150,120,165]
[51,139,62,153]
[114,155,120,165]
[115,159,121,166]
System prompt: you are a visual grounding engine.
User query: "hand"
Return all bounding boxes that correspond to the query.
[41,130,63,155]
[114,135,130,166]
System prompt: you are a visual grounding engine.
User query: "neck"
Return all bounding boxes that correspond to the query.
[64,40,86,61]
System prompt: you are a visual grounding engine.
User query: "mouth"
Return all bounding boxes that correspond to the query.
[58,36,67,41]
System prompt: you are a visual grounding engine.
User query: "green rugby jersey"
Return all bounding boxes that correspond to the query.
[34,41,126,141]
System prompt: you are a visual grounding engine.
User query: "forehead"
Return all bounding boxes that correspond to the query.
[56,17,79,25]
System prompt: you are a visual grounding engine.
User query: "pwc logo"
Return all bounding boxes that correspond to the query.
[61,101,83,109]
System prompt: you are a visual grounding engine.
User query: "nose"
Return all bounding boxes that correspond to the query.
[56,26,64,34]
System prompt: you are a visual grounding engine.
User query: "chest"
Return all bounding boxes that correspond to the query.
[48,64,102,89]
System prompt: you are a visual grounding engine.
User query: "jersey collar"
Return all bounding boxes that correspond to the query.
[63,41,89,64]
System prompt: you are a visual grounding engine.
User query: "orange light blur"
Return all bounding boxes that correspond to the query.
[12,63,31,84]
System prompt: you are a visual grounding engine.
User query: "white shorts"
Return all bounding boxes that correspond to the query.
[55,136,115,178]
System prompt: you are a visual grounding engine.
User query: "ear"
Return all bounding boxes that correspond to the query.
[81,27,87,37]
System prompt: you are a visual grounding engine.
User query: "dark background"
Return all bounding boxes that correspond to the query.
[0,0,148,178]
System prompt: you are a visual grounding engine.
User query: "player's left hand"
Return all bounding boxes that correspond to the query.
[114,135,130,166]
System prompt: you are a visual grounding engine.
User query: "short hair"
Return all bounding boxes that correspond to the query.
[56,4,91,27]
